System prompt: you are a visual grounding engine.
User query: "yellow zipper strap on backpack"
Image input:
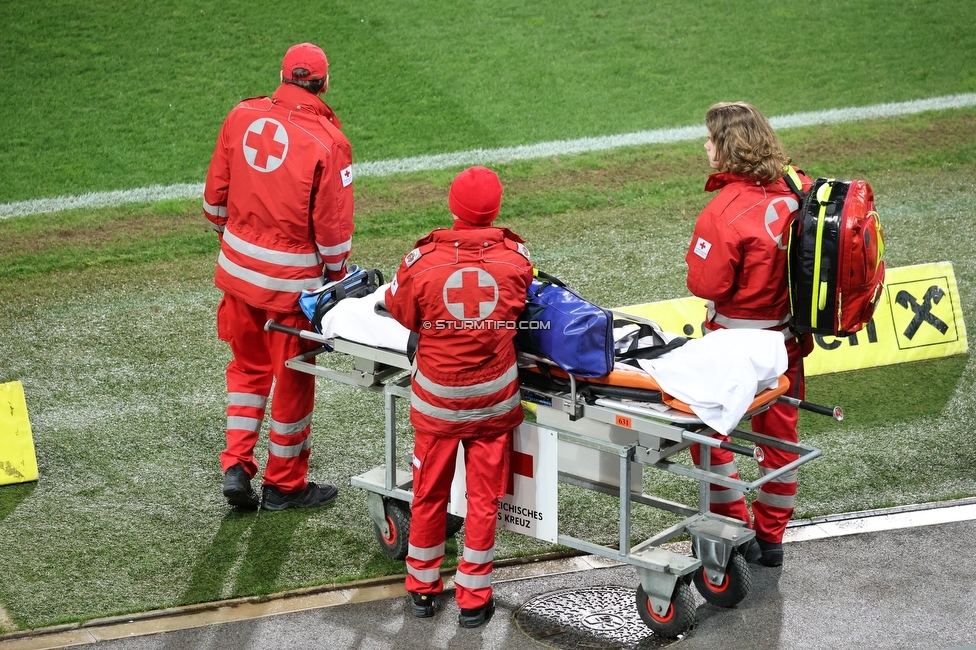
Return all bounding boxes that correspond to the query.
[810,180,835,326]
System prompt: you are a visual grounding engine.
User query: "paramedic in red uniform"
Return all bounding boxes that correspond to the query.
[684,102,812,567]
[384,166,533,628]
[203,42,354,511]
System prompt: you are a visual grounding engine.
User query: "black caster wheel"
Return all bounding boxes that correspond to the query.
[373,498,411,560]
[693,548,752,607]
[636,580,696,638]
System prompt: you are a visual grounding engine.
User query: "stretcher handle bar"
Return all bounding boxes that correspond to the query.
[776,395,844,421]
[682,431,758,459]
[264,319,334,350]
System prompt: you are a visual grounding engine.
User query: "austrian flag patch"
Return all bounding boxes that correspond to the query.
[694,237,712,260]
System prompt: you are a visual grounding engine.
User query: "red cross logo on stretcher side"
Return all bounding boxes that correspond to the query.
[243,118,289,172]
[507,436,534,496]
[443,268,498,321]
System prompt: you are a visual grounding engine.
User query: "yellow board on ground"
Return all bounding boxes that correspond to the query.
[0,381,39,485]
[616,262,968,376]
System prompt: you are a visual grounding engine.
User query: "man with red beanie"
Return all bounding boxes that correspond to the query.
[203,42,354,511]
[384,166,533,628]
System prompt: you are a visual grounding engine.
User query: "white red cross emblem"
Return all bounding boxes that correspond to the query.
[765,196,799,250]
[442,267,498,321]
[242,118,289,172]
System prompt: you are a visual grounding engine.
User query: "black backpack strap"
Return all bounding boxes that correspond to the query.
[783,165,805,200]
[616,336,689,363]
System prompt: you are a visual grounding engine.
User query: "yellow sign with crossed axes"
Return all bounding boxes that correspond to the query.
[616,262,968,376]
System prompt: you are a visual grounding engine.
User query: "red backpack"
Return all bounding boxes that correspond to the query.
[784,168,886,337]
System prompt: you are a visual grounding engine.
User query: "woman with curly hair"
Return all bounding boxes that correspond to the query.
[685,102,813,568]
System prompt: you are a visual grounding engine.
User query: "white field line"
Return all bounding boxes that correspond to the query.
[3,93,976,220]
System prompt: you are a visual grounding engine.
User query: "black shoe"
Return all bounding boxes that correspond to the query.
[222,464,259,510]
[742,538,762,564]
[261,482,338,511]
[757,538,784,567]
[458,597,495,628]
[409,592,438,618]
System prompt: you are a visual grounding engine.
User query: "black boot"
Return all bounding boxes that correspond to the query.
[409,592,438,618]
[757,538,784,567]
[261,482,338,511]
[459,597,495,628]
[222,464,259,510]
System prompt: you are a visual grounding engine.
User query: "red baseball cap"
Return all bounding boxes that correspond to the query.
[282,43,328,81]
[449,167,504,226]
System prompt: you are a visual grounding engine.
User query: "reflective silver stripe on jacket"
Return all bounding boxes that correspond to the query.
[462,546,494,565]
[210,222,225,234]
[758,466,799,484]
[413,364,519,400]
[755,490,795,509]
[410,392,522,423]
[454,570,492,590]
[317,238,352,258]
[218,251,325,292]
[223,228,322,267]
[226,416,262,432]
[710,312,791,330]
[203,200,227,218]
[407,565,441,583]
[324,260,346,272]
[409,543,445,562]
[228,392,268,409]
[271,413,313,436]
[268,438,311,459]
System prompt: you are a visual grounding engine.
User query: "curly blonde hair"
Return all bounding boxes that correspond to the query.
[705,102,790,184]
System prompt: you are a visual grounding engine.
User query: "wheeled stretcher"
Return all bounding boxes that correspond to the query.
[266,307,833,639]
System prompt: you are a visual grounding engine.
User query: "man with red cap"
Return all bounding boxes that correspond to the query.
[203,42,354,511]
[384,166,533,628]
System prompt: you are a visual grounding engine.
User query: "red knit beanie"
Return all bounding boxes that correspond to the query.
[448,166,503,226]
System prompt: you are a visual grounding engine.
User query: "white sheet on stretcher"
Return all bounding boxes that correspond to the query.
[633,328,788,435]
[315,290,786,434]
[317,283,411,353]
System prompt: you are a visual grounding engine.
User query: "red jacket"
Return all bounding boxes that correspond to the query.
[385,226,534,438]
[686,170,812,331]
[203,83,354,313]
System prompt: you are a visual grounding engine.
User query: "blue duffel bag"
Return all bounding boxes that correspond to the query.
[516,270,614,378]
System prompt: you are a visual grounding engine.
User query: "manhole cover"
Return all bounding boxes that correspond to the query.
[514,585,686,649]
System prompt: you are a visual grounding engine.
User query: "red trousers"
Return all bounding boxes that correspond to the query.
[405,430,510,610]
[217,294,319,493]
[691,338,805,544]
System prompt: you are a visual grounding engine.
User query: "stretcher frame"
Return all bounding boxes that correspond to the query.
[268,320,825,638]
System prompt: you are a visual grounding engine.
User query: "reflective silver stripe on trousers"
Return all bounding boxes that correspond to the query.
[317,238,352,257]
[268,438,311,459]
[454,570,492,590]
[410,392,522,423]
[462,546,494,565]
[413,364,518,399]
[218,251,325,293]
[407,565,441,583]
[409,543,445,561]
[271,412,313,436]
[709,487,745,504]
[758,466,799,484]
[228,392,268,409]
[210,223,225,234]
[710,461,740,478]
[755,490,796,509]
[203,200,227,218]
[226,416,262,432]
[223,228,322,267]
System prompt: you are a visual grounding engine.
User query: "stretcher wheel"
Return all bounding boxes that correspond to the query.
[636,581,696,638]
[692,549,751,607]
[446,513,464,537]
[373,499,411,561]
